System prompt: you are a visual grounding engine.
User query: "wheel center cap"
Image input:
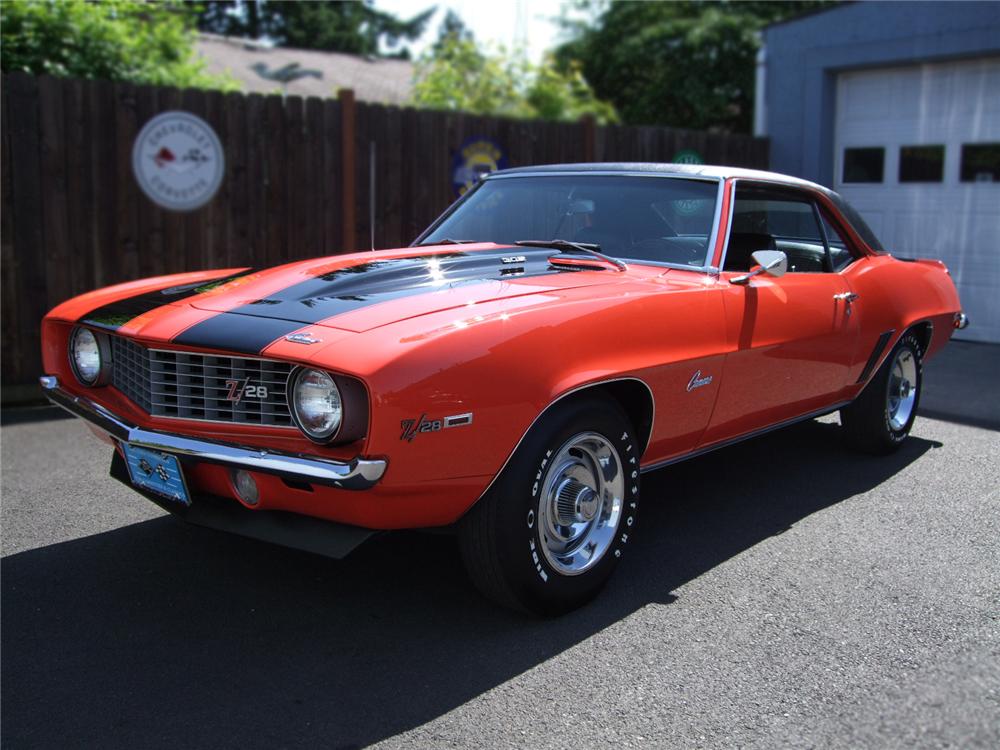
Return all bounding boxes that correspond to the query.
[555,479,600,525]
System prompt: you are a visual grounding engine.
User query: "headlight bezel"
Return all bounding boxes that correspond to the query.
[68,326,112,387]
[286,366,370,445]
[288,367,345,443]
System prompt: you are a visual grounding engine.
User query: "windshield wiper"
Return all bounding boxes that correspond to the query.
[514,239,627,272]
[417,238,478,246]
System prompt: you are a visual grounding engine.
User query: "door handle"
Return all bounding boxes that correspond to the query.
[834,292,859,303]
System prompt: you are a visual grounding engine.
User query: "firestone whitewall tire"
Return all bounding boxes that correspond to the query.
[459,397,640,616]
[841,332,923,455]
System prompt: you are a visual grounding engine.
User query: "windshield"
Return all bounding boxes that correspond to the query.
[420,175,720,268]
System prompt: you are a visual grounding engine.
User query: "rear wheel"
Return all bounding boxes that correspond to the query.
[841,332,923,454]
[459,397,640,616]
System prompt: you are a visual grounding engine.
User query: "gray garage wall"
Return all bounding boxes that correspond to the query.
[763,1,1000,187]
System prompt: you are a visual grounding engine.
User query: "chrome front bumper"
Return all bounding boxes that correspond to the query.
[40,376,387,490]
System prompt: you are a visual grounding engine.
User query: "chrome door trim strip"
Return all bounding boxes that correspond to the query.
[640,401,852,474]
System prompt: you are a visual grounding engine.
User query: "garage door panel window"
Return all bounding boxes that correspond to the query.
[899,145,945,183]
[843,147,885,183]
[960,143,1000,183]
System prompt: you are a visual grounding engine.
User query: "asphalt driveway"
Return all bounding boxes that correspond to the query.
[2,342,998,749]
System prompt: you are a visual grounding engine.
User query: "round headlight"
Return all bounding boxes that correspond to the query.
[290,368,343,441]
[70,327,103,385]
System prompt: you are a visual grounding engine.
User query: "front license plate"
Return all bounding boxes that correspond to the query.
[120,443,191,506]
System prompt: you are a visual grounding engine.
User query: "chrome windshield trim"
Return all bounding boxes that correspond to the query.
[482,172,723,274]
[703,178,726,271]
[486,171,723,183]
[716,179,737,274]
[40,377,386,490]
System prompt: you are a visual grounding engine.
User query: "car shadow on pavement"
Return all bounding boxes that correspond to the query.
[1,419,940,750]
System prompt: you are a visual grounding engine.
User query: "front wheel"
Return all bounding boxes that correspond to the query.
[841,332,923,454]
[459,397,640,616]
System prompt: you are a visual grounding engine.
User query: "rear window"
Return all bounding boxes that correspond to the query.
[830,193,886,254]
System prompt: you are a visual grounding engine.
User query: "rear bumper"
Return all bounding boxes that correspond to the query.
[40,376,387,491]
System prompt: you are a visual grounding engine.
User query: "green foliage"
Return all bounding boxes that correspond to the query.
[557,0,833,132]
[196,0,434,58]
[412,38,618,124]
[0,0,238,90]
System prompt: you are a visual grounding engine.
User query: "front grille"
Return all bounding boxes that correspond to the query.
[110,337,295,427]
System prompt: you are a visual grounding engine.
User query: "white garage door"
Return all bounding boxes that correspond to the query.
[834,57,1000,343]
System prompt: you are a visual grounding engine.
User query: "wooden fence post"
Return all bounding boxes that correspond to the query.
[580,114,596,162]
[339,88,356,253]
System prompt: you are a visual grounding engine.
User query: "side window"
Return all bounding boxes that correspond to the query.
[725,186,828,274]
[819,213,856,271]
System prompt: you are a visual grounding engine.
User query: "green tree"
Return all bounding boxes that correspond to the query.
[432,9,474,53]
[412,37,617,124]
[557,0,833,132]
[1,0,238,90]
[196,0,434,58]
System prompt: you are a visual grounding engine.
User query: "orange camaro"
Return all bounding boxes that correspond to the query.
[41,164,967,614]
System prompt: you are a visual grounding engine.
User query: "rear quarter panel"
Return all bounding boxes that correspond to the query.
[844,254,961,383]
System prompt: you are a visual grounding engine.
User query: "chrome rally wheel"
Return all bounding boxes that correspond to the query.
[887,348,918,431]
[537,432,624,576]
[459,396,640,615]
[841,331,923,455]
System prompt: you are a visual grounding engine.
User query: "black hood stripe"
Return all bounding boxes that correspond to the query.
[172,315,313,355]
[79,270,255,332]
[173,248,573,354]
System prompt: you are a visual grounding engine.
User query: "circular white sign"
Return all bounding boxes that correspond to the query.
[132,111,225,211]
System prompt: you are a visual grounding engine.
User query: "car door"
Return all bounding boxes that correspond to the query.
[702,182,861,444]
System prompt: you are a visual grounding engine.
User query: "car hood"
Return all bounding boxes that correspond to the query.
[187,244,622,334]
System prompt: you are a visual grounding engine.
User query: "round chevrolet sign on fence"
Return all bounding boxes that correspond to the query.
[132,111,225,211]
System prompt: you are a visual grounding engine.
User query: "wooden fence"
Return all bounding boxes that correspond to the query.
[1,72,768,392]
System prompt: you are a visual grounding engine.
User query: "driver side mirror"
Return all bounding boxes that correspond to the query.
[730,250,787,285]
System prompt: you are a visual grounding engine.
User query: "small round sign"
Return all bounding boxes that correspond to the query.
[672,149,704,165]
[132,111,225,212]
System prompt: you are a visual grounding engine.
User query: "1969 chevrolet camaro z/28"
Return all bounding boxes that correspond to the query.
[41,164,968,614]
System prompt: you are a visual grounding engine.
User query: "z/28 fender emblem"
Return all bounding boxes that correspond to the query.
[400,412,474,441]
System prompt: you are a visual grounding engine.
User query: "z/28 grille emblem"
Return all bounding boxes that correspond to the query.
[225,378,269,403]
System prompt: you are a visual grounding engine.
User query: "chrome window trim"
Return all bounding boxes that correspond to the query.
[718,178,866,276]
[716,179,737,274]
[482,172,725,273]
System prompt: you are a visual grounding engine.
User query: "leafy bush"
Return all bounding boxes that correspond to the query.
[412,37,616,124]
[1,0,238,90]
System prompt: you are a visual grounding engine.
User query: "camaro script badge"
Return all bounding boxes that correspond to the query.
[686,370,713,392]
